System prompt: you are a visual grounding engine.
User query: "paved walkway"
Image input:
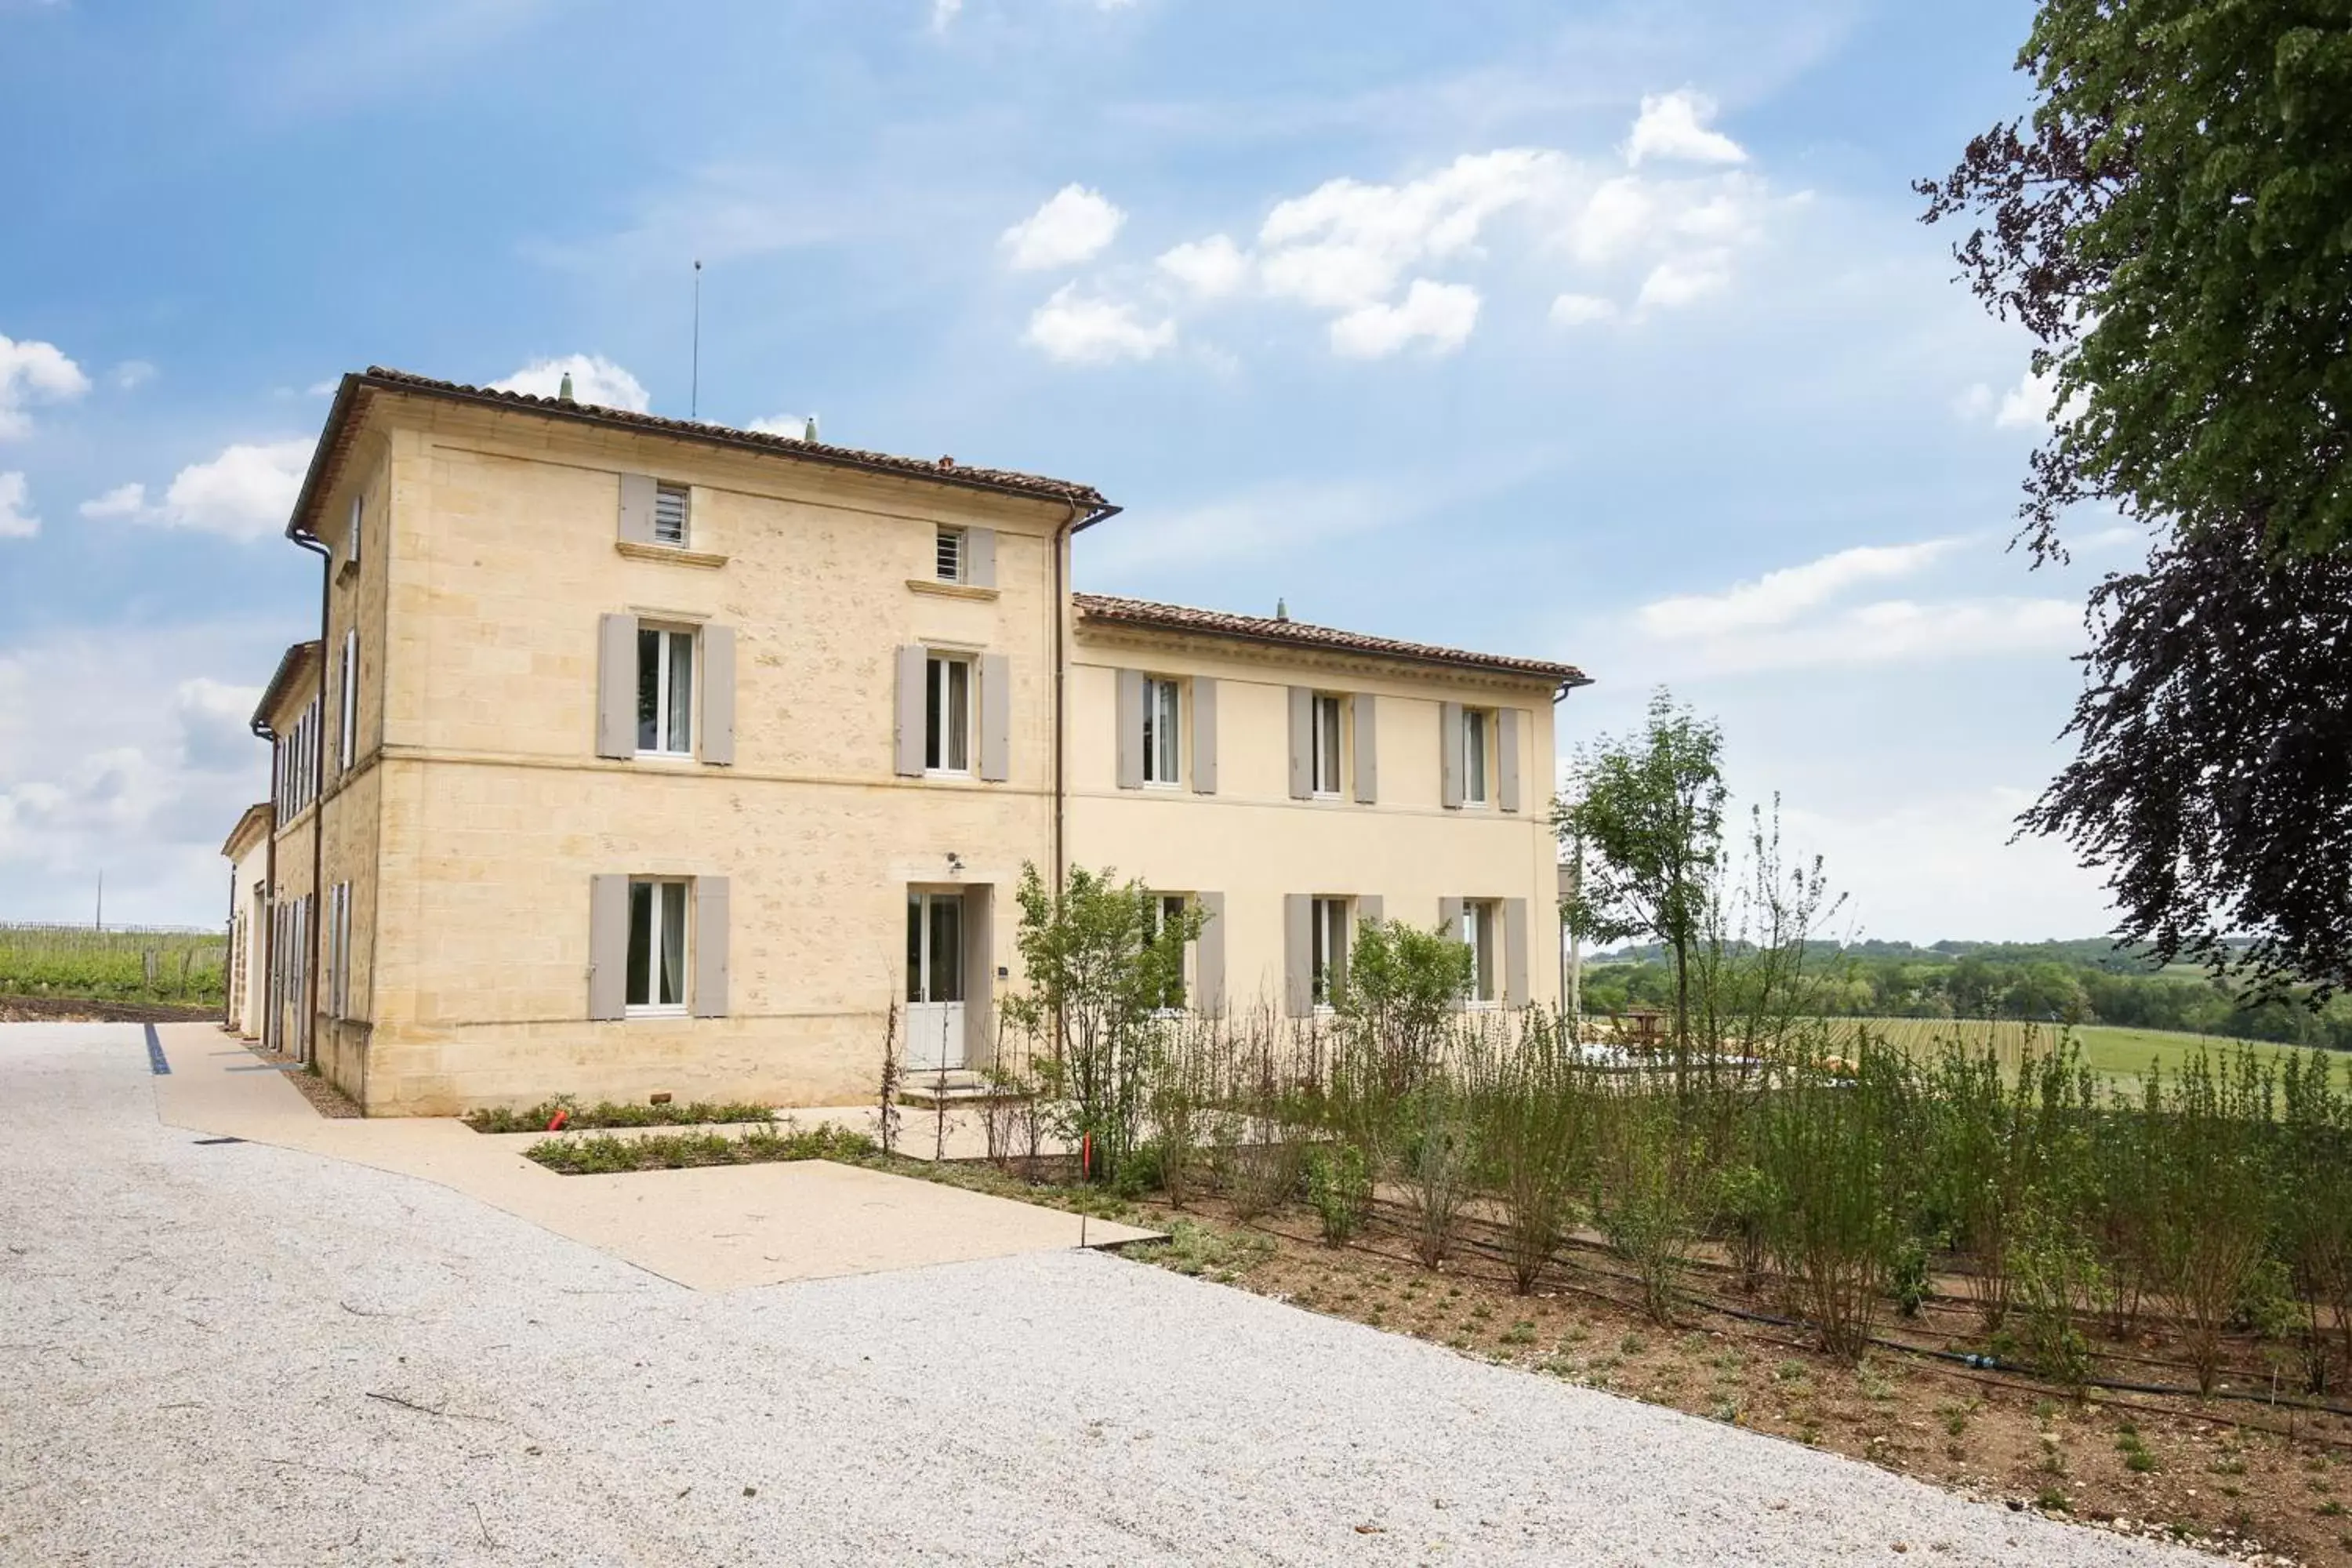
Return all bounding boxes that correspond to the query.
[146,1022,1151,1289]
[0,1022,2209,1566]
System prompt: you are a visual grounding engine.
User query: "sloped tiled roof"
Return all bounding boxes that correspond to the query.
[1073,593,1591,687]
[287,368,1112,543]
[249,640,323,734]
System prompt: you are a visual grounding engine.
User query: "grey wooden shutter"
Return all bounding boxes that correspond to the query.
[1115,669,1145,789]
[894,645,927,777]
[1283,894,1312,1016]
[1498,707,1522,813]
[1439,896,1465,938]
[617,473,658,543]
[1191,677,1218,794]
[1352,694,1377,804]
[1504,897,1530,1005]
[597,614,637,760]
[691,877,730,1018]
[1287,687,1313,800]
[700,625,735,766]
[964,528,997,588]
[588,874,629,1019]
[1439,702,1465,808]
[1357,894,1383,926]
[1193,891,1225,1016]
[348,493,363,568]
[978,653,1010,782]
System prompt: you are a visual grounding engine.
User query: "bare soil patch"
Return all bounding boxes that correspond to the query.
[0,994,220,1025]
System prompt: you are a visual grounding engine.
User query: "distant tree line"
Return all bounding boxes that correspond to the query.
[1579,939,2352,1050]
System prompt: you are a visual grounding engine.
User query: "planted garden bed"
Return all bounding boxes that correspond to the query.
[524,1123,874,1174]
[466,1098,778,1134]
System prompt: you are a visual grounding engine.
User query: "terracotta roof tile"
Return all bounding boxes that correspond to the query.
[310,368,1109,519]
[1073,593,1590,687]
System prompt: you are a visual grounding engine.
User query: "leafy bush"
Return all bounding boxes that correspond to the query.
[524,1122,873,1174]
[466,1098,776,1133]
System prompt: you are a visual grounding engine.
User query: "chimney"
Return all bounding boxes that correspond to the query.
[557,372,575,404]
[1275,598,1289,621]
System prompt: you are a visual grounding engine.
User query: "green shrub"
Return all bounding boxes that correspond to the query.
[525,1122,873,1174]
[1306,1144,1372,1244]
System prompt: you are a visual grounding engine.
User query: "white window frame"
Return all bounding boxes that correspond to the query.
[653,482,691,546]
[347,492,363,570]
[626,877,692,1016]
[636,625,696,758]
[1460,899,1500,1006]
[935,527,966,583]
[1311,693,1344,797]
[1142,677,1182,787]
[925,652,973,775]
[1463,707,1492,807]
[1310,895,1351,1010]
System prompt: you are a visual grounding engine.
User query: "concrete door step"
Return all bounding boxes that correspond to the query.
[898,1073,1026,1107]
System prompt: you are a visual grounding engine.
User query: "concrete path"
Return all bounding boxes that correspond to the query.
[147,1023,1152,1289]
[0,1022,2210,1566]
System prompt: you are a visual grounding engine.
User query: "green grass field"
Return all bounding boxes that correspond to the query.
[1838,1014,2343,1090]
[0,925,227,1005]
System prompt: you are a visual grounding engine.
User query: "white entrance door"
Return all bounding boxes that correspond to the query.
[905,890,965,1073]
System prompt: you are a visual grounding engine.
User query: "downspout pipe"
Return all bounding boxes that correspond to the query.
[1051,500,1121,899]
[293,530,332,1065]
[250,713,278,1054]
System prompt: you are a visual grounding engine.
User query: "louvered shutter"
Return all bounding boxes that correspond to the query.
[1504,897,1530,1006]
[1283,894,1312,1016]
[1352,694,1377,804]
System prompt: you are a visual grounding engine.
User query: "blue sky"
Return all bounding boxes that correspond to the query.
[0,0,2126,937]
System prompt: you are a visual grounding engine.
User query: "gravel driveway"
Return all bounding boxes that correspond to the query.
[0,1022,2208,1566]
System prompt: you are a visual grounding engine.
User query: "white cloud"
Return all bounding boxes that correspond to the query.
[79,439,315,542]
[489,354,650,412]
[1156,234,1250,298]
[111,360,157,391]
[1624,89,1747,167]
[1080,477,1417,576]
[0,622,296,923]
[0,472,37,539]
[1000,184,1126,271]
[77,482,147,521]
[744,413,814,438]
[1781,789,2114,942]
[305,378,340,397]
[1951,382,1995,420]
[1023,285,1175,364]
[0,332,90,439]
[929,0,962,31]
[1548,293,1617,327]
[1651,596,2082,677]
[1635,250,1733,311]
[1640,539,1961,637]
[1258,148,1564,312]
[1330,279,1480,358]
[1995,366,2060,429]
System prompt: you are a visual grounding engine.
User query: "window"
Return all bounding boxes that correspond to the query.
[1142,677,1181,786]
[1312,694,1344,796]
[277,695,323,816]
[626,878,690,1013]
[1463,707,1492,805]
[925,653,971,773]
[653,483,690,546]
[1459,900,1499,1004]
[325,882,354,1018]
[1310,895,1351,1007]
[338,628,358,771]
[935,527,965,583]
[347,492,364,569]
[1149,893,1190,1010]
[636,627,695,755]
